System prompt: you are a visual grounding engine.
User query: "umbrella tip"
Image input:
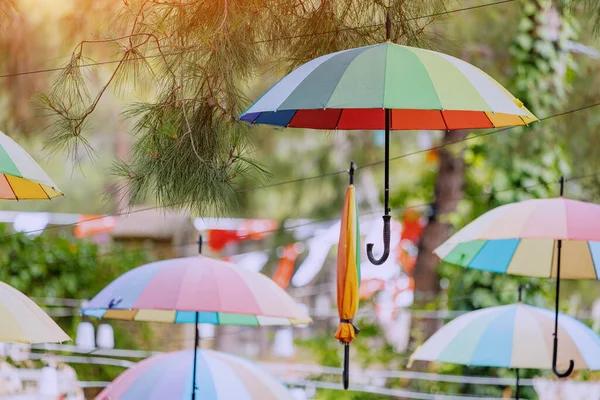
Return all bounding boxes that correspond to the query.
[348,161,357,184]
[386,10,392,41]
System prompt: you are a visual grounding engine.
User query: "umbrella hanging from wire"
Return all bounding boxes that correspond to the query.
[335,161,361,389]
[239,12,537,266]
[434,177,600,377]
[83,237,311,400]
[409,286,600,399]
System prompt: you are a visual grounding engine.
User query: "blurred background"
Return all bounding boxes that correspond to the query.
[0,0,600,399]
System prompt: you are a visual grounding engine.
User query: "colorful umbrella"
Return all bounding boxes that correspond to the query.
[335,162,361,389]
[0,131,63,200]
[435,178,600,376]
[239,14,537,265]
[0,281,69,344]
[83,246,311,400]
[409,300,600,398]
[95,349,294,400]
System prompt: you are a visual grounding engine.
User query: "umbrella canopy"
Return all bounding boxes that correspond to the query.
[410,303,600,371]
[434,187,600,377]
[95,349,294,400]
[434,197,600,279]
[335,166,361,389]
[0,131,63,200]
[239,41,536,129]
[0,281,69,344]
[240,24,537,266]
[82,255,311,326]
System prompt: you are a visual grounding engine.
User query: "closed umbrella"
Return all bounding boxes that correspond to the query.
[96,349,294,400]
[0,281,69,344]
[409,299,600,398]
[83,245,311,400]
[240,13,537,266]
[435,177,600,377]
[335,162,361,389]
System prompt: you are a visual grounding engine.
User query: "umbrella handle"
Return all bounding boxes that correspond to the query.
[343,343,350,390]
[366,215,391,265]
[552,336,574,378]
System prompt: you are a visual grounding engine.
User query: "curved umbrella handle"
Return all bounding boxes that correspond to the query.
[366,215,391,265]
[552,336,574,378]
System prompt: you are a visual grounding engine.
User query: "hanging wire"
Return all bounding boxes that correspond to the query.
[0,0,517,80]
[0,100,598,241]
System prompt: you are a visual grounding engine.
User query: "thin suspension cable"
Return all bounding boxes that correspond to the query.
[0,101,598,241]
[0,0,516,80]
[6,172,596,264]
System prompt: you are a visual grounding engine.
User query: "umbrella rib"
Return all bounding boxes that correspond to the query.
[440,111,449,130]
[40,184,51,200]
[587,241,598,280]
[333,109,343,130]
[285,110,299,128]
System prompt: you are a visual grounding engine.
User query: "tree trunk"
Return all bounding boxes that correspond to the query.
[413,130,468,339]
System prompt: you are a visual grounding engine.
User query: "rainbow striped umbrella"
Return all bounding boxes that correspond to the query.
[410,303,600,398]
[82,255,311,326]
[239,14,537,266]
[0,281,69,344]
[335,163,361,389]
[0,131,62,200]
[95,349,294,400]
[83,253,310,400]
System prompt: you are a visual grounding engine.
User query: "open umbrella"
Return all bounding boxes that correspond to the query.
[239,13,537,265]
[335,161,361,389]
[82,242,311,400]
[0,131,62,200]
[434,178,600,377]
[0,281,69,344]
[95,349,294,400]
[409,297,600,398]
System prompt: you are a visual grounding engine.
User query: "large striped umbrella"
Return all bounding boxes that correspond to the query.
[0,131,62,200]
[95,349,294,400]
[0,281,69,344]
[82,255,310,326]
[435,178,600,377]
[410,302,600,398]
[239,14,537,265]
[335,162,361,389]
[83,251,310,399]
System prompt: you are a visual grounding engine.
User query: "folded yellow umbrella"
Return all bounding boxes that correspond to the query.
[335,162,361,390]
[0,281,69,343]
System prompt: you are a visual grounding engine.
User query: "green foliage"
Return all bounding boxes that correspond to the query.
[0,224,152,380]
[39,0,447,215]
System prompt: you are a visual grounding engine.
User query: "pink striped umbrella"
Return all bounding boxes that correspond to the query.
[83,255,311,325]
[96,349,294,400]
[83,252,311,400]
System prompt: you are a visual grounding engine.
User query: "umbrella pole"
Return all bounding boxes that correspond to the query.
[515,368,520,400]
[552,177,574,378]
[192,236,202,399]
[343,343,350,389]
[366,107,392,265]
[192,311,200,400]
